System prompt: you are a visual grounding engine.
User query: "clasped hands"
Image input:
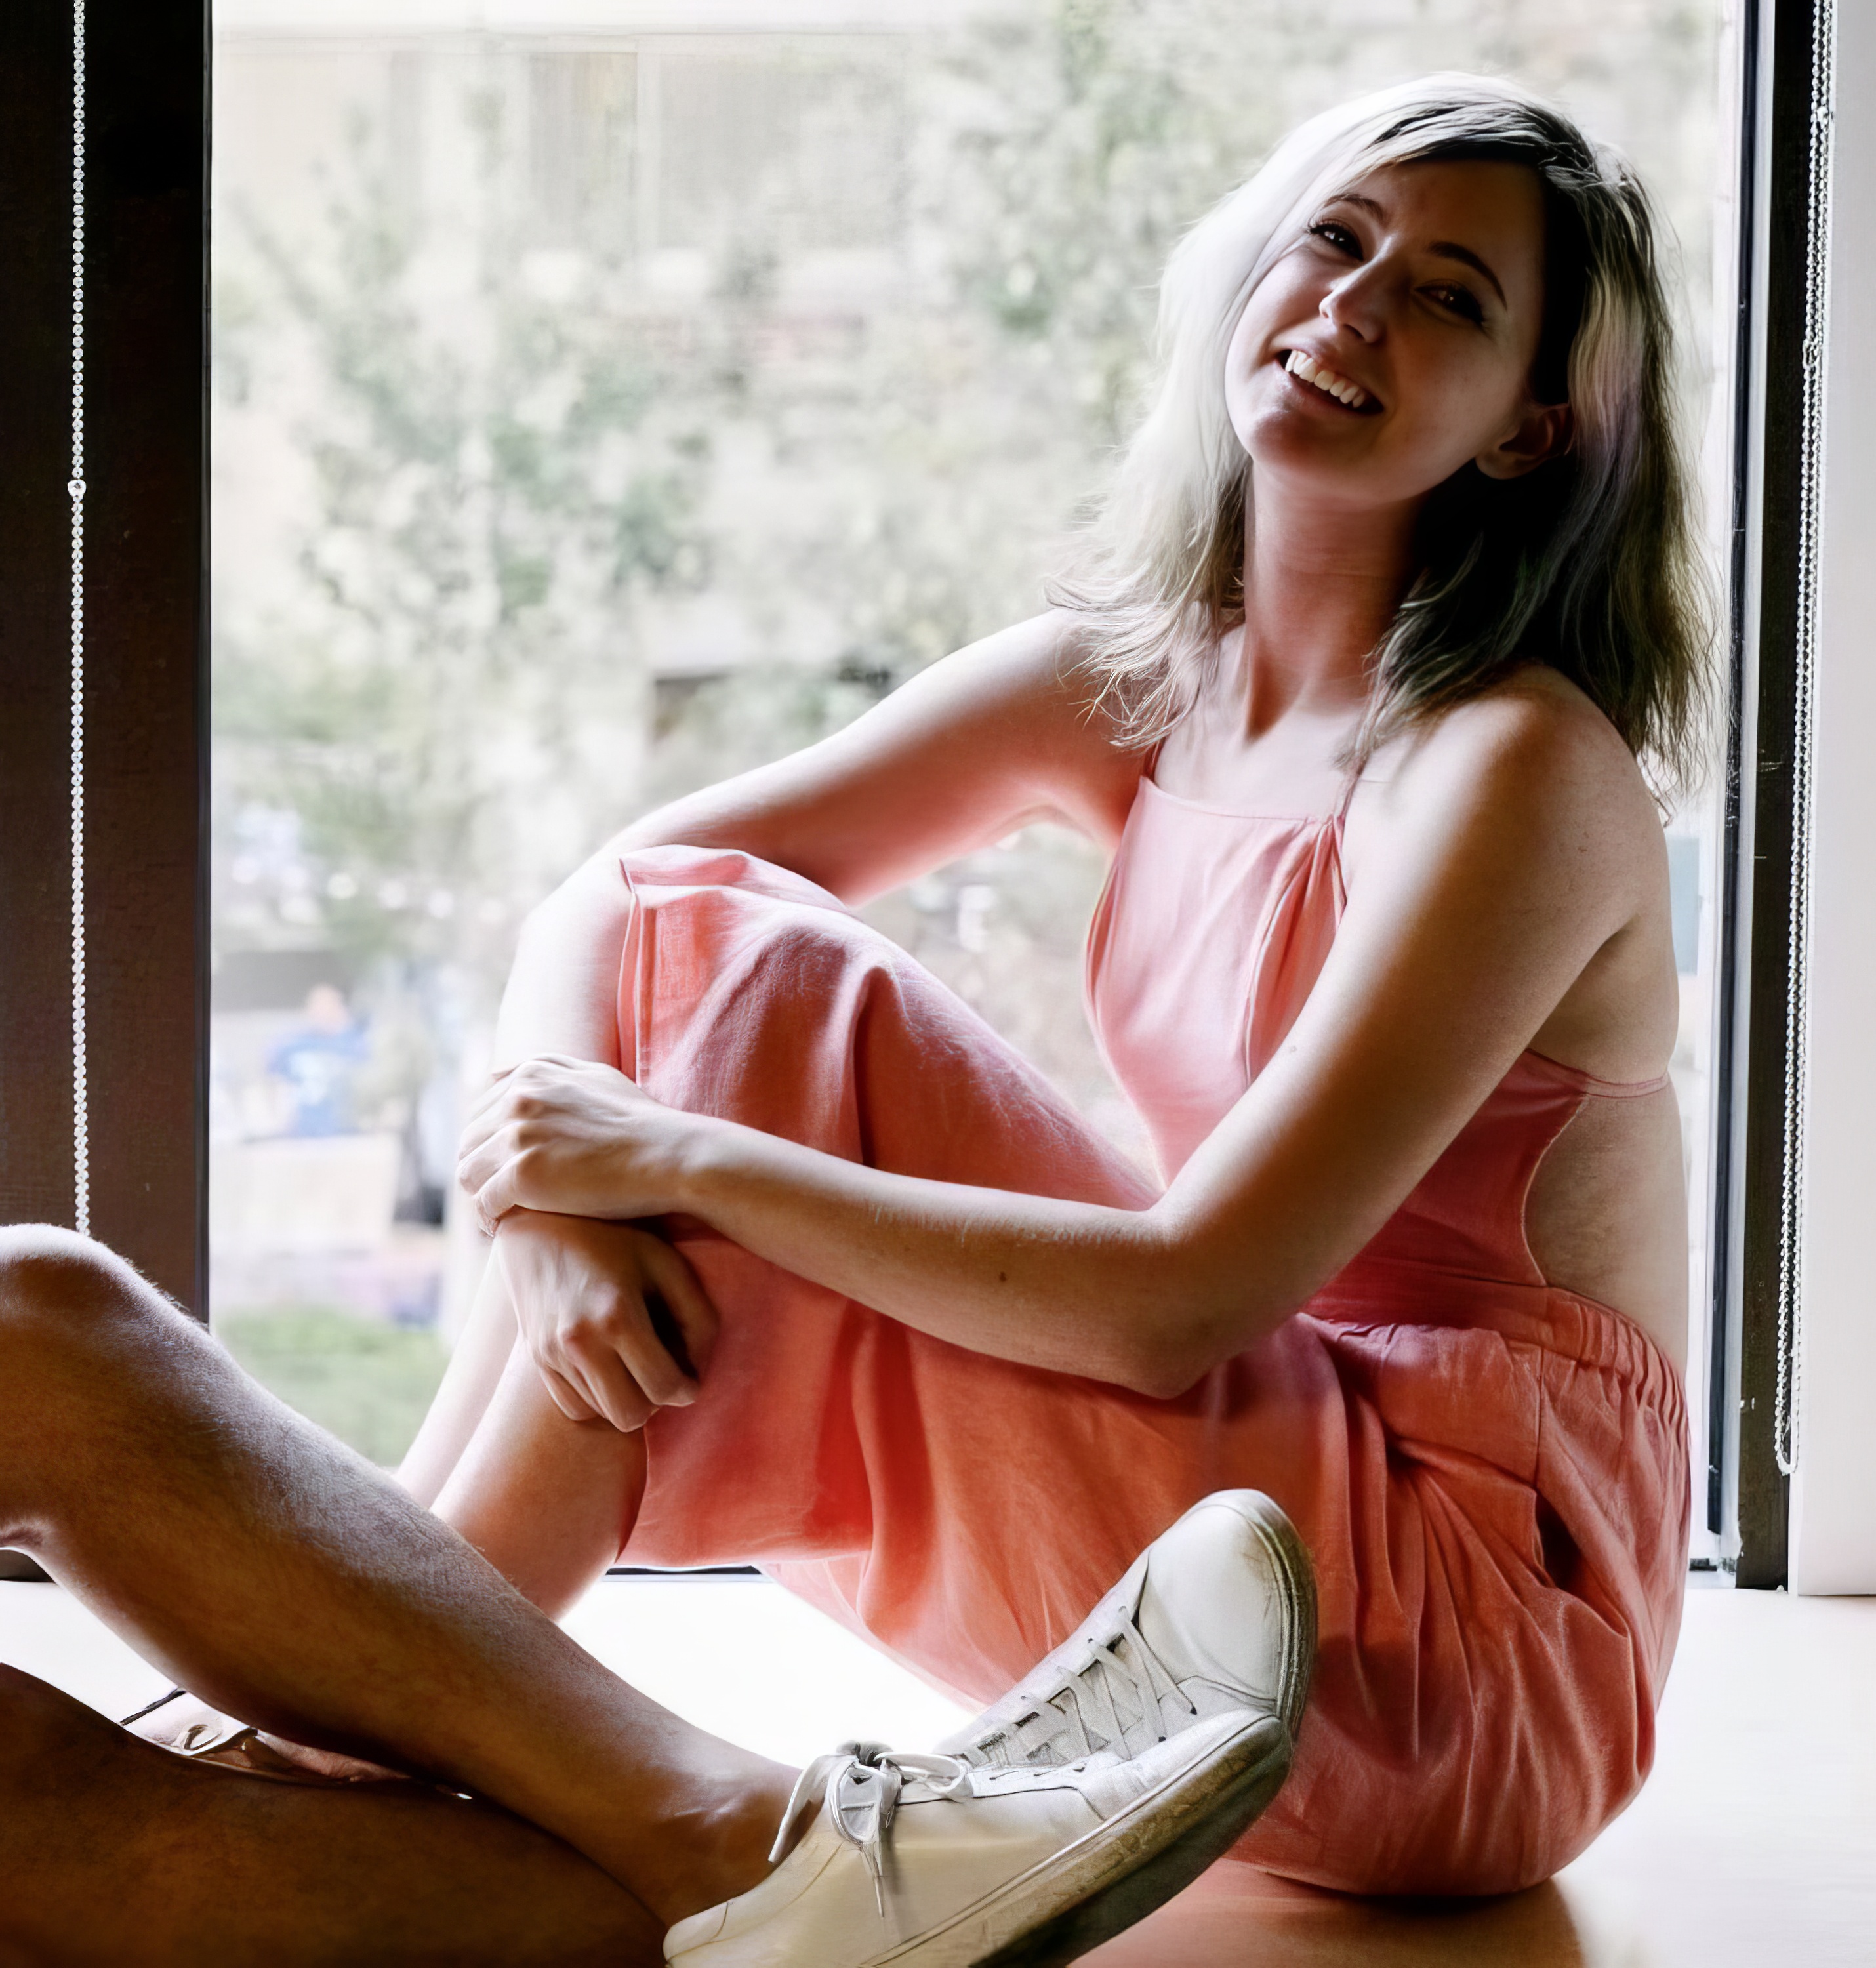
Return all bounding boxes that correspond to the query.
[457,1056,719,1433]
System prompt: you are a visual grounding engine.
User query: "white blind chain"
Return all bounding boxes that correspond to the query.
[1776,0,1837,1480]
[67,0,89,1240]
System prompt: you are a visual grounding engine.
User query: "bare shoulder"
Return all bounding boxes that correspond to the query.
[1355,665,1662,872]
[1340,665,1677,1084]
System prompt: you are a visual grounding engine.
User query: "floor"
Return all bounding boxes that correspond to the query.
[2,1574,1871,1965]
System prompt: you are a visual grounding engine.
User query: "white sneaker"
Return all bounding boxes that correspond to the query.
[940,1491,1315,1771]
[663,1709,1289,1966]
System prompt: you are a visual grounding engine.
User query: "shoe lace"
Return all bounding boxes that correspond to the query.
[985,1612,1194,1763]
[769,1741,971,1917]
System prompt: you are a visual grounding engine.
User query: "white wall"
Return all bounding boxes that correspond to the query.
[1791,0,1876,1595]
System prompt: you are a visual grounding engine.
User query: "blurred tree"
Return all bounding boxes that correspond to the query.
[214,114,715,983]
[211,0,1719,1101]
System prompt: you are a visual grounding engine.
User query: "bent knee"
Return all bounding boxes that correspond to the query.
[0,1225,168,1349]
[0,1223,125,1296]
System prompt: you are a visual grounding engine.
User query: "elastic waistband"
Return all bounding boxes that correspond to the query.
[1305,1255,1684,1392]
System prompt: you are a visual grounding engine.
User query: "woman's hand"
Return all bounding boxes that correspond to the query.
[458,1054,693,1231]
[496,1210,718,1430]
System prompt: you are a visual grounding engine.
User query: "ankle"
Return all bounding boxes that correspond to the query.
[642,1764,797,1928]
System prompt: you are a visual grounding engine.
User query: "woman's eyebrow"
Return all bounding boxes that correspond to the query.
[1426,241,1506,307]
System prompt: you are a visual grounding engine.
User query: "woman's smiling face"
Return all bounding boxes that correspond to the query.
[1225,157,1568,513]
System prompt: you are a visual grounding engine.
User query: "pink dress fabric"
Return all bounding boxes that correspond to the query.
[613,771,1690,1898]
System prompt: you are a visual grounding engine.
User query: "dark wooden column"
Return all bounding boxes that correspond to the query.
[0,5,83,1239]
[81,0,210,1312]
[0,0,208,1313]
[1719,0,1832,1589]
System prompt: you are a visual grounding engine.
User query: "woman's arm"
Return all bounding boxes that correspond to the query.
[500,613,1132,1084]
[462,684,1673,1397]
[608,612,1141,900]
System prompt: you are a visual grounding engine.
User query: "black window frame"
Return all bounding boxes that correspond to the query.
[1713,0,1835,1589]
[1,0,209,1319]
[0,0,1831,1589]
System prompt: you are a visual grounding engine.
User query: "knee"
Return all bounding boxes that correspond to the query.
[518,846,638,959]
[0,1225,162,1359]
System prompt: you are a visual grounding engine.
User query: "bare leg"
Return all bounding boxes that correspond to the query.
[432,1317,649,1619]
[398,848,650,1619]
[398,1250,518,1509]
[403,837,1158,1631]
[0,1225,790,1929]
[0,1665,659,1966]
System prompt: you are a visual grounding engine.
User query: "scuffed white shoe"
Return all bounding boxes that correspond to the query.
[663,1708,1288,1965]
[941,1490,1315,1771]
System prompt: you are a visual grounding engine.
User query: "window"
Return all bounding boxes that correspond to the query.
[209,0,1741,1548]
[529,53,638,255]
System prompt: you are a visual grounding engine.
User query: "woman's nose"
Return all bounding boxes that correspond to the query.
[1318,268,1387,343]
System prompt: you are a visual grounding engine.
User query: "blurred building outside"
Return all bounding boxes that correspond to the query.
[211,0,1734,1485]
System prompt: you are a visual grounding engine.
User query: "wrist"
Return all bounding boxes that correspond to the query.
[658,1109,743,1217]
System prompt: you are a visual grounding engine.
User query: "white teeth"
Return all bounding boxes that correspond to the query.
[1282,348,1369,410]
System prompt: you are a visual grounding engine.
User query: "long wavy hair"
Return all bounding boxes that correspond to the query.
[1052,73,1715,798]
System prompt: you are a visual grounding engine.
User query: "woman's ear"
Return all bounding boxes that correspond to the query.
[1475,401,1574,481]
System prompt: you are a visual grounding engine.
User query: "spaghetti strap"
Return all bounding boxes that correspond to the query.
[1334,766,1363,824]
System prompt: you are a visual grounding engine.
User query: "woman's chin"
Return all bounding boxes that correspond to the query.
[1240,437,1406,512]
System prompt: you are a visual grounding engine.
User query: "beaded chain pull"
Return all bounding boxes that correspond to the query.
[68,0,89,1237]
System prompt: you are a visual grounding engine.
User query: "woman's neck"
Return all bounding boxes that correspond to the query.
[1233,473,1421,737]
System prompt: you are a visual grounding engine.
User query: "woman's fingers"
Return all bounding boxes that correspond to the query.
[562,1324,659,1433]
[642,1239,720,1380]
[457,1056,672,1229]
[456,1132,497,1197]
[473,1158,523,1230]
[499,1212,706,1433]
[457,1117,521,1204]
[537,1361,602,1425]
[600,1295,698,1410]
[460,1072,515,1142]
[459,1057,558,1150]
[466,1054,627,1128]
[468,1128,536,1227]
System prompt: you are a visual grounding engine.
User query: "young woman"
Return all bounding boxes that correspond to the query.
[403,69,1711,1903]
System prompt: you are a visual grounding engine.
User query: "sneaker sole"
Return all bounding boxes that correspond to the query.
[871,1709,1292,1967]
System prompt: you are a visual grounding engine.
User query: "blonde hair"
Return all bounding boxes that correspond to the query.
[1053,73,1715,797]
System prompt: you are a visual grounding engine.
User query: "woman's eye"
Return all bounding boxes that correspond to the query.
[1428,283,1485,325]
[1309,221,1360,256]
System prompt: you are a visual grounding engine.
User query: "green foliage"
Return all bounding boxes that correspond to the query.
[218,1306,451,1469]
[214,124,718,978]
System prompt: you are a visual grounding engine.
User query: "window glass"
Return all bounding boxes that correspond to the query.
[212,0,1731,1492]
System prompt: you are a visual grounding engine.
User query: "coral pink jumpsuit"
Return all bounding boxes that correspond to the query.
[613,768,1690,1896]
